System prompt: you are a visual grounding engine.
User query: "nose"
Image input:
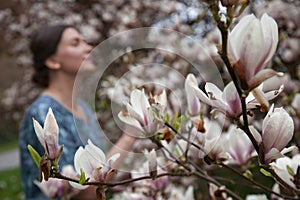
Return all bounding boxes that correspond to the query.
[84,41,93,53]
[83,41,93,53]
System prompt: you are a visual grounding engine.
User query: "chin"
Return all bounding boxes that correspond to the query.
[80,62,97,73]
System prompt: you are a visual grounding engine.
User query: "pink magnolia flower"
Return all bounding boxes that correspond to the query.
[185,74,201,116]
[148,149,157,179]
[34,177,64,198]
[223,126,253,165]
[130,153,168,193]
[32,107,60,159]
[192,118,228,162]
[118,89,166,135]
[228,13,279,90]
[34,165,76,198]
[73,140,120,187]
[260,105,294,163]
[270,154,300,189]
[168,185,194,200]
[186,74,283,118]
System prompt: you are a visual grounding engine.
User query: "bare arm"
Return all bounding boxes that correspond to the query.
[106,125,137,169]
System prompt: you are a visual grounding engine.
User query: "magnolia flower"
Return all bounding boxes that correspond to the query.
[72,140,120,188]
[224,126,253,165]
[185,74,201,116]
[161,139,188,162]
[260,105,294,163]
[291,93,300,113]
[32,107,60,159]
[186,74,283,118]
[245,194,268,200]
[271,183,283,200]
[148,149,157,179]
[186,75,241,118]
[228,13,279,90]
[130,155,168,192]
[34,177,64,198]
[270,154,300,188]
[34,165,75,198]
[168,185,194,200]
[118,89,166,135]
[193,118,228,162]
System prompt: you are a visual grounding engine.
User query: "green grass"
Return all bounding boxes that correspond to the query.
[0,167,23,200]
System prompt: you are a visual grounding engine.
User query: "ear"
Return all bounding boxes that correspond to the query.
[45,57,61,70]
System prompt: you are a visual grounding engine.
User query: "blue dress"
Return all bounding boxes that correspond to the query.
[19,94,103,200]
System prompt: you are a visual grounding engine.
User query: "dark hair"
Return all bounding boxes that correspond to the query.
[30,24,73,88]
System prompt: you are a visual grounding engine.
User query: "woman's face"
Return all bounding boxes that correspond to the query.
[53,27,94,75]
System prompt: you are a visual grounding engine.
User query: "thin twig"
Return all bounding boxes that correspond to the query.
[220,163,299,199]
[164,121,204,152]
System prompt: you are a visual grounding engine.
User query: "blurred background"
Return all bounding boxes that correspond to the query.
[0,0,299,199]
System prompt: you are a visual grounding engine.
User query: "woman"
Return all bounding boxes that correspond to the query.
[19,24,135,199]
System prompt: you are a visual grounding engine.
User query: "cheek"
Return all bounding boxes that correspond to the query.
[59,50,84,72]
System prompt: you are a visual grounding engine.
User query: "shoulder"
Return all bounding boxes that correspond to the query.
[24,95,69,124]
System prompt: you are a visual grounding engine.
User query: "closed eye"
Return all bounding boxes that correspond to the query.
[70,38,81,46]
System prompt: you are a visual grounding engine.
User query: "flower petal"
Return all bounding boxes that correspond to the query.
[107,153,120,167]
[185,74,201,115]
[85,139,106,163]
[262,108,294,152]
[44,108,59,141]
[32,118,45,148]
[118,110,144,132]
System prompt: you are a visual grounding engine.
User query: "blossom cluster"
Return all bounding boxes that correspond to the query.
[24,1,300,199]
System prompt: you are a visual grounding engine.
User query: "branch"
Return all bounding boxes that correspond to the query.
[220,163,299,199]
[55,172,193,187]
[215,13,260,154]
[164,121,204,152]
[261,165,300,196]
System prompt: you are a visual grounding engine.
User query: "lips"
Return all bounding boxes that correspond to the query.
[83,54,94,63]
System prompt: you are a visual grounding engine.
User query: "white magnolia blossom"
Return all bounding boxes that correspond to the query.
[245,194,268,200]
[192,118,228,162]
[270,154,300,188]
[128,155,169,199]
[185,74,201,116]
[72,140,120,189]
[34,165,77,198]
[34,177,64,199]
[291,93,300,113]
[228,13,279,90]
[223,126,253,165]
[148,149,158,178]
[186,74,283,118]
[168,185,194,200]
[259,105,295,163]
[161,139,189,162]
[118,89,167,135]
[32,107,59,159]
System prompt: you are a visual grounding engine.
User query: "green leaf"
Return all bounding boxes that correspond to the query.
[260,168,272,177]
[164,113,170,123]
[79,169,86,185]
[27,145,41,167]
[286,165,295,176]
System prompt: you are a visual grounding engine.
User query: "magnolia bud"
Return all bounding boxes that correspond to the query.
[148,149,157,179]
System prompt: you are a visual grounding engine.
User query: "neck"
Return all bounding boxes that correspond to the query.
[43,73,80,112]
